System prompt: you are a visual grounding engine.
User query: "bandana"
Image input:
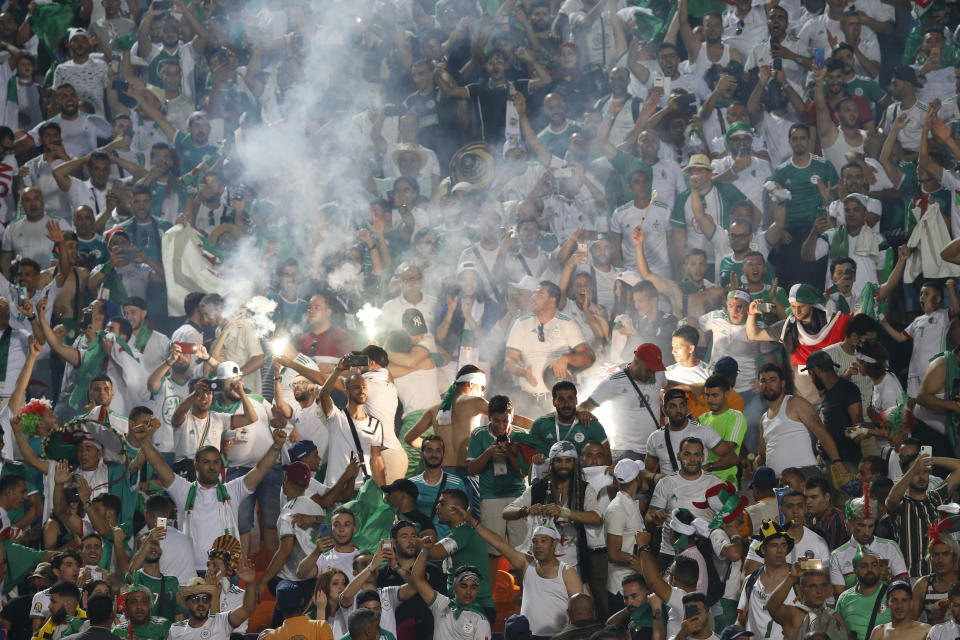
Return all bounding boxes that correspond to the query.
[629,602,655,629]
[532,525,561,540]
[727,290,751,303]
[723,120,754,150]
[133,322,153,352]
[667,508,710,552]
[548,440,578,460]
[855,352,877,363]
[454,570,482,586]
[852,544,877,567]
[456,372,486,387]
[788,283,826,305]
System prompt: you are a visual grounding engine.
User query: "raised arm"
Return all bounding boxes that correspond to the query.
[34,297,80,367]
[514,92,552,167]
[227,558,259,628]
[745,300,784,342]
[433,61,470,99]
[9,336,41,415]
[130,420,176,488]
[457,505,529,571]
[242,429,286,492]
[812,67,837,147]
[9,415,49,474]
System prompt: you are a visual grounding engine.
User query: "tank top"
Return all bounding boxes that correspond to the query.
[822,129,866,175]
[520,562,571,636]
[685,44,732,76]
[923,576,951,624]
[762,395,818,474]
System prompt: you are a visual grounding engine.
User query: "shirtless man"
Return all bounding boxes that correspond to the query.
[44,227,91,341]
[916,345,960,436]
[869,580,929,640]
[404,366,532,511]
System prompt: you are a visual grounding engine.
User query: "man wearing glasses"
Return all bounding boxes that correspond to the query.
[170,559,258,640]
[505,280,594,415]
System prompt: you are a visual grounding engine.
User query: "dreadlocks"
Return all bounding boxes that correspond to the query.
[543,454,587,513]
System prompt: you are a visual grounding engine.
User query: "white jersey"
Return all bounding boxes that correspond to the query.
[699,311,762,393]
[587,367,665,453]
[646,420,722,474]
[168,612,234,640]
[737,571,797,640]
[904,308,951,395]
[610,199,672,274]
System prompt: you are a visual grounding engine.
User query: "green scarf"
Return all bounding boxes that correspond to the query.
[829,225,851,261]
[0,326,12,383]
[68,330,138,410]
[826,285,851,313]
[98,262,129,305]
[449,598,487,620]
[185,480,230,512]
[629,602,655,629]
[134,323,153,352]
[942,350,960,448]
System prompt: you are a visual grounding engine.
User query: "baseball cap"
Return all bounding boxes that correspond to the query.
[634,343,665,372]
[614,459,642,484]
[29,562,55,583]
[714,357,739,376]
[402,308,427,336]
[801,350,839,372]
[215,361,242,380]
[843,193,871,209]
[122,296,148,310]
[748,466,777,490]
[288,440,318,463]
[504,614,531,638]
[381,478,419,500]
[663,388,687,404]
[67,27,90,42]
[282,462,311,487]
[548,440,578,460]
[719,626,754,640]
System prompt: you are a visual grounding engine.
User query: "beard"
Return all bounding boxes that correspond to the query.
[859,572,879,587]
[51,608,67,624]
[761,389,780,401]
[811,373,825,392]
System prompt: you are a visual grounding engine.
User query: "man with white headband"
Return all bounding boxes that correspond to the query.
[503,440,602,576]
[406,365,532,517]
[746,282,850,402]
[409,549,490,640]
[460,504,582,640]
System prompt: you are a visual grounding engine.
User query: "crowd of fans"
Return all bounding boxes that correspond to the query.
[0,0,958,640]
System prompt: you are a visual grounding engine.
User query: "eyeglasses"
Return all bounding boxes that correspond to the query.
[537,324,545,342]
[735,19,744,35]
[187,594,212,603]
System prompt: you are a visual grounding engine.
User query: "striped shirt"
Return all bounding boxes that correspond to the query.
[810,505,847,551]
[891,484,948,577]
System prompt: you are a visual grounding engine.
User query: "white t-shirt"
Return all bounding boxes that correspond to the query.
[168,612,234,640]
[363,368,403,453]
[288,401,330,462]
[151,375,191,454]
[166,475,252,570]
[222,398,273,468]
[277,494,324,581]
[157,525,199,585]
[505,312,588,394]
[649,471,722,555]
[870,373,903,416]
[317,546,361,578]
[609,199,672,273]
[812,227,880,299]
[904,308,951,394]
[745,526,830,565]
[665,361,712,385]
[605,491,646,593]
[927,619,960,640]
[699,312,762,393]
[51,58,110,117]
[323,407,384,488]
[737,570,796,640]
[174,411,231,459]
[646,420,723,474]
[429,592,491,640]
[711,155,772,210]
[588,367,665,453]
[1,216,56,267]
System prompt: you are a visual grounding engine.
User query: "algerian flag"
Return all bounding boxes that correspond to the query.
[161,224,226,315]
[317,477,395,553]
[28,3,76,56]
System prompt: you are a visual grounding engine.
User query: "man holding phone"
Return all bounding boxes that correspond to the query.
[884,450,960,579]
[672,593,717,640]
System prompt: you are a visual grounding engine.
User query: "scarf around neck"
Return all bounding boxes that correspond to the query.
[183,481,238,542]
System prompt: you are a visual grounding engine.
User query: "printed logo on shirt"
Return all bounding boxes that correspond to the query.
[574,432,585,443]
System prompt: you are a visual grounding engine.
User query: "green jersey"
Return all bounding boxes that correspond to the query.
[845,78,885,107]
[834,584,890,640]
[771,155,838,229]
[524,415,608,456]
[466,426,529,499]
[538,123,582,159]
[442,522,494,609]
[112,617,173,640]
[130,570,181,619]
[697,409,747,484]
[174,130,219,173]
[718,254,775,288]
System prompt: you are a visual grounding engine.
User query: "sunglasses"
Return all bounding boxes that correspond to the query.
[188,594,213,603]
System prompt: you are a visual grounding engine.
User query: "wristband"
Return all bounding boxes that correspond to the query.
[26,315,35,321]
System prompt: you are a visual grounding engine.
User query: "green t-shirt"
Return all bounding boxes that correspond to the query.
[0,459,40,525]
[834,584,890,640]
[145,179,186,220]
[119,216,173,263]
[444,522,494,609]
[130,570,181,619]
[697,409,747,484]
[78,235,109,267]
[466,426,529,499]
[845,78,885,107]
[174,130,219,173]
[771,155,838,229]
[670,182,749,232]
[112,617,173,640]
[718,254,775,287]
[525,415,608,455]
[538,123,582,160]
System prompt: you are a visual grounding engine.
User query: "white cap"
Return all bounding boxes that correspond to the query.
[510,275,540,292]
[451,181,473,194]
[614,459,642,484]
[215,361,242,380]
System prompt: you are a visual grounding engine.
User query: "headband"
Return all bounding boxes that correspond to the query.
[856,352,878,364]
[79,436,104,451]
[727,290,750,303]
[532,525,561,541]
[454,570,482,585]
[456,372,487,387]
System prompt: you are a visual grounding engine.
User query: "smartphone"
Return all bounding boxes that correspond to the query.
[921,445,933,457]
[153,0,173,9]
[17,285,27,304]
[496,434,508,444]
[816,206,828,219]
[121,247,138,261]
[653,76,663,91]
[799,557,823,570]
[383,541,392,550]
[814,48,825,68]
[344,354,369,368]
[759,303,776,313]
[319,523,331,538]
[553,168,573,179]
[176,341,197,355]
[156,516,167,529]
[577,242,588,254]
[684,604,699,618]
